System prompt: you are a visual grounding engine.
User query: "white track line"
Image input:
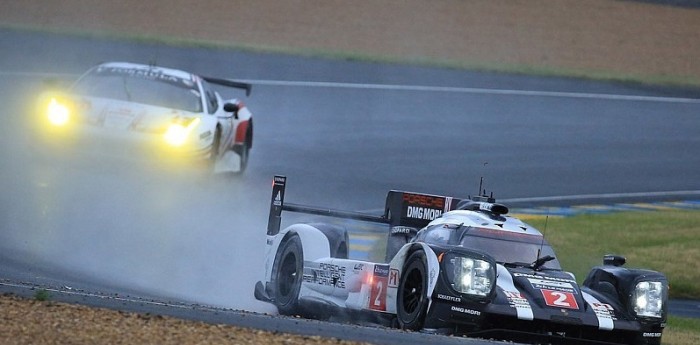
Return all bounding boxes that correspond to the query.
[2,71,699,104]
[0,281,197,310]
[237,79,700,104]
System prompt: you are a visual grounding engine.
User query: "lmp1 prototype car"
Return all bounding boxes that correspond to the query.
[255,176,669,345]
[35,62,253,172]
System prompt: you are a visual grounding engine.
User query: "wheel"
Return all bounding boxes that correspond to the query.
[235,142,249,173]
[204,129,221,172]
[273,236,303,315]
[397,251,429,330]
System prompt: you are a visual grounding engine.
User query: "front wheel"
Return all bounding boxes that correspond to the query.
[273,236,303,315]
[397,251,429,330]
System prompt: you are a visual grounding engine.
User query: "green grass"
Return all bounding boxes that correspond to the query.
[3,23,700,89]
[664,316,700,345]
[33,289,50,301]
[526,209,700,299]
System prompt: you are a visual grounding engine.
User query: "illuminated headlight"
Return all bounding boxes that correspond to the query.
[448,256,495,296]
[163,117,200,147]
[47,98,70,126]
[632,281,664,318]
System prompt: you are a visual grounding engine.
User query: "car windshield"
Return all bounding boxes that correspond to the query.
[72,67,203,112]
[418,224,562,270]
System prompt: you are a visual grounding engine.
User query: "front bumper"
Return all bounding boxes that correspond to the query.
[32,122,213,170]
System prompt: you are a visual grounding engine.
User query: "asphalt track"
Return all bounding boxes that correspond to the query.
[1,28,699,343]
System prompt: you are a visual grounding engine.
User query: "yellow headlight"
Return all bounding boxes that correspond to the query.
[47,98,70,126]
[163,117,200,147]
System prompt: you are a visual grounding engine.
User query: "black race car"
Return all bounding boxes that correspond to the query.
[254,176,668,345]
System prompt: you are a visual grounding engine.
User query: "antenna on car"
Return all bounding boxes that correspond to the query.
[537,210,550,262]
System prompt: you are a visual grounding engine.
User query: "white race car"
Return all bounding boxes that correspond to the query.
[35,62,253,173]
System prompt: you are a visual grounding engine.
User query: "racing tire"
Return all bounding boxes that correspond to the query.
[273,236,304,315]
[233,142,249,174]
[204,129,221,173]
[397,251,429,331]
[231,124,252,174]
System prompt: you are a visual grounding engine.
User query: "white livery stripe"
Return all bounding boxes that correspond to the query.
[497,265,534,321]
[582,291,615,331]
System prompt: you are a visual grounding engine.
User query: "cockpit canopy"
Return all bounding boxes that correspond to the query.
[414,223,561,270]
[73,64,203,113]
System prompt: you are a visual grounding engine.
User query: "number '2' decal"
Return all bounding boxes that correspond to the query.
[369,274,388,311]
[541,289,579,309]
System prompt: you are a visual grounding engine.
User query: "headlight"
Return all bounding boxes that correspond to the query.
[163,117,200,147]
[445,255,495,296]
[632,281,664,318]
[47,98,70,126]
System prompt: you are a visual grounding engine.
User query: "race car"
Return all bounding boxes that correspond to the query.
[34,61,253,173]
[255,176,668,345]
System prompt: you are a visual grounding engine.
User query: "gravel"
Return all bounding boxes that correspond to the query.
[0,294,370,345]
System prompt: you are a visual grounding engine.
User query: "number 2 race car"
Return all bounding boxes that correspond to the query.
[34,62,253,173]
[254,176,669,345]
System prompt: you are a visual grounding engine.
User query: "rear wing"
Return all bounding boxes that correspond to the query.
[202,76,252,96]
[267,175,465,236]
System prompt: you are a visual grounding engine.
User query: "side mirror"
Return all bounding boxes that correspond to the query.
[603,254,626,267]
[223,102,240,119]
[223,102,239,112]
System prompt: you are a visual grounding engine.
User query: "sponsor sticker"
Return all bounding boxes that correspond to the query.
[451,306,481,316]
[437,293,461,303]
[369,264,390,311]
[388,269,399,288]
[402,193,446,221]
[390,226,415,235]
[504,291,530,309]
[528,278,576,294]
[591,302,617,321]
[303,262,346,288]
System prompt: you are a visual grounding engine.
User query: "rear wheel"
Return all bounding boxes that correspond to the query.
[235,142,249,173]
[397,251,429,330]
[273,236,303,315]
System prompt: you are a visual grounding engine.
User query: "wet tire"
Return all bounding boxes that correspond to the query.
[273,236,303,315]
[205,130,221,173]
[397,251,429,330]
[235,142,249,173]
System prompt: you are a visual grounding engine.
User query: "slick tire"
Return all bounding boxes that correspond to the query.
[238,143,249,172]
[397,250,429,330]
[273,236,304,315]
[205,130,221,173]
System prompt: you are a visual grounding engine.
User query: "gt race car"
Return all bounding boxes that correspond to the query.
[255,176,668,345]
[34,62,253,173]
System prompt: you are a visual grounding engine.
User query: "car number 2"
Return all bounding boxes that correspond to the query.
[541,289,579,309]
[369,278,388,311]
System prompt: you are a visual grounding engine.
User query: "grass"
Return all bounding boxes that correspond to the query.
[34,289,50,301]
[525,210,700,343]
[664,316,700,345]
[526,210,700,299]
[3,23,700,89]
